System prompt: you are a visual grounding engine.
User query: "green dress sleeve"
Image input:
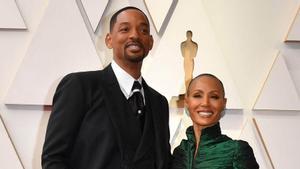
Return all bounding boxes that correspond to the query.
[233,140,259,169]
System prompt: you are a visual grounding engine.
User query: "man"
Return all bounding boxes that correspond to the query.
[42,6,171,169]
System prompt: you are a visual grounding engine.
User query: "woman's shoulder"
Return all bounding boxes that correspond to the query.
[171,127,195,169]
[173,138,191,155]
[231,139,253,152]
[231,140,260,168]
[220,138,254,154]
[172,140,191,169]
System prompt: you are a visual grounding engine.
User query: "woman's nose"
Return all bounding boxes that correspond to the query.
[200,96,209,106]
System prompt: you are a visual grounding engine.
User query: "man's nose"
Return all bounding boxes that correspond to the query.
[129,29,140,39]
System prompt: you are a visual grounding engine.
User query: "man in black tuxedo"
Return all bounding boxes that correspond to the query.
[42,6,171,169]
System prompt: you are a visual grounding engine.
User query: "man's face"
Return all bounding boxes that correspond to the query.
[105,9,153,66]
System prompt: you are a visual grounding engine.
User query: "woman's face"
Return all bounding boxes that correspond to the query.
[185,76,227,128]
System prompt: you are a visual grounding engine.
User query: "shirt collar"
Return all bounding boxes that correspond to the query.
[111,60,143,99]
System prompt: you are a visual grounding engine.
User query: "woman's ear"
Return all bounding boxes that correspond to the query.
[184,94,188,107]
[105,33,113,49]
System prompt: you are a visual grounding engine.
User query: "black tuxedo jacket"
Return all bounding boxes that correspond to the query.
[42,65,171,169]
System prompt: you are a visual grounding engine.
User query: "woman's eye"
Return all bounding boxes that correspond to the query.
[211,95,220,99]
[192,94,202,98]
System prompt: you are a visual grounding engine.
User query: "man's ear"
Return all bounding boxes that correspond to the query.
[105,33,113,49]
[149,35,154,50]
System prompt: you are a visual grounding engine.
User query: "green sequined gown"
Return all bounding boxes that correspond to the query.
[171,123,259,169]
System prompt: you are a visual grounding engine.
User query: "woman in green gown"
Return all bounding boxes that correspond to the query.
[172,74,259,169]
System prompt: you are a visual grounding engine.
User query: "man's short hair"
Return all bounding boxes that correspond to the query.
[109,6,150,32]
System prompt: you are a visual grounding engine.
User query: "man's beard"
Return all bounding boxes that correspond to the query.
[124,40,148,62]
[124,47,147,63]
[124,52,146,63]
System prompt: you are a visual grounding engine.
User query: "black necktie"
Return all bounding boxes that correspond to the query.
[128,81,145,131]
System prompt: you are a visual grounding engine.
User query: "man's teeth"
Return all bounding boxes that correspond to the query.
[198,112,212,117]
[128,45,141,50]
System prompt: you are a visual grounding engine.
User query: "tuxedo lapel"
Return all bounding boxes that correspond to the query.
[101,65,127,157]
[101,65,142,161]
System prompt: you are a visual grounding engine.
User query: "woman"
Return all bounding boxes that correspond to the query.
[172,74,259,169]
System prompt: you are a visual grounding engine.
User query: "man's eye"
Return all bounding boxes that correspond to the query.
[120,27,129,32]
[140,28,149,34]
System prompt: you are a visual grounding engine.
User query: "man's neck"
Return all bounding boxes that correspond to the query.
[113,60,142,79]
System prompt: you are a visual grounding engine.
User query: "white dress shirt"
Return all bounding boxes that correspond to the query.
[111,60,145,102]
